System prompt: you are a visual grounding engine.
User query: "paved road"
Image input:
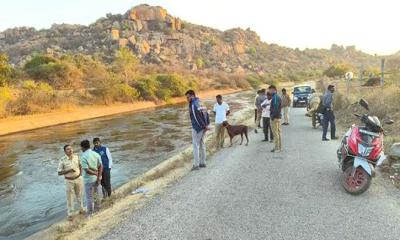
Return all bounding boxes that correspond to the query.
[103,108,400,240]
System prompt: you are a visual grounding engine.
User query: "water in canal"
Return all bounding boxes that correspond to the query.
[0,91,254,239]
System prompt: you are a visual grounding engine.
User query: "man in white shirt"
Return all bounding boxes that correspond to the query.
[213,95,230,149]
[261,92,273,142]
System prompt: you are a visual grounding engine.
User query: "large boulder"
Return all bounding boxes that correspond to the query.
[127,4,168,21]
[111,29,120,40]
[119,38,128,47]
[125,4,182,32]
[136,40,151,55]
[389,143,400,161]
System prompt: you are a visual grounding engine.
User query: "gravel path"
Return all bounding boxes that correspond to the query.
[103,108,400,240]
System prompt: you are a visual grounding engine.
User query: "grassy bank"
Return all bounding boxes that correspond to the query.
[27,109,254,240]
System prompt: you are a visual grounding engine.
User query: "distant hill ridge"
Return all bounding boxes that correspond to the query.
[0,4,386,77]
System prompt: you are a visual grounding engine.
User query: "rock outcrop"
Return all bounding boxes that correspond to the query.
[0,4,380,75]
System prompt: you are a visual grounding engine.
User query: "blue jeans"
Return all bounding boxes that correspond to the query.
[84,181,101,214]
[322,110,336,139]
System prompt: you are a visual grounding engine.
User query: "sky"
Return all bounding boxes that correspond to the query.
[0,0,399,55]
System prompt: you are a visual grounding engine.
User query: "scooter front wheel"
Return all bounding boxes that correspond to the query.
[342,165,371,195]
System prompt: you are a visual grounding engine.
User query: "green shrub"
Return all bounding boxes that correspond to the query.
[0,87,12,116]
[156,89,172,101]
[323,64,351,78]
[135,76,159,100]
[24,55,83,89]
[155,74,188,97]
[113,47,138,84]
[246,74,263,89]
[113,83,139,102]
[195,58,204,69]
[186,75,200,91]
[22,80,37,90]
[265,79,279,88]
[6,81,57,115]
[0,54,12,87]
[247,47,257,56]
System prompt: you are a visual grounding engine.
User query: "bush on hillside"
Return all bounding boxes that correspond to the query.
[134,76,159,101]
[113,47,138,84]
[231,73,250,89]
[0,87,12,117]
[155,74,188,97]
[6,80,58,115]
[24,55,84,89]
[0,54,12,87]
[323,64,351,78]
[112,83,139,103]
[246,74,263,89]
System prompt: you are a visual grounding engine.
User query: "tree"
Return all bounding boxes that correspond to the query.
[323,63,351,78]
[195,58,204,69]
[24,54,84,89]
[156,74,188,97]
[0,54,12,87]
[113,47,138,84]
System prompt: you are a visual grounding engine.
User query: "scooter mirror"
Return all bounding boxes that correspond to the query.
[359,99,369,111]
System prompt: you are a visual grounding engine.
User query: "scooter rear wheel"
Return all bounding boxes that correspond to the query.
[342,165,371,195]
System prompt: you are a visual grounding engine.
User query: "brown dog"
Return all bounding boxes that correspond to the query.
[222,121,249,146]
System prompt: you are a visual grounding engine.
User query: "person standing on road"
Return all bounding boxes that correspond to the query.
[255,89,267,129]
[254,90,260,127]
[322,85,338,141]
[57,145,85,220]
[185,90,209,170]
[213,95,230,149]
[80,140,103,215]
[269,85,282,152]
[306,89,321,128]
[93,138,113,198]
[281,88,291,125]
[261,92,273,142]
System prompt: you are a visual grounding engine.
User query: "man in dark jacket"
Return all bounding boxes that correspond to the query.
[322,85,338,141]
[185,90,209,170]
[269,85,282,152]
[93,138,113,197]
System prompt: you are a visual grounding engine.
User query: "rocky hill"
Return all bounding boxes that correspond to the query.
[0,4,382,78]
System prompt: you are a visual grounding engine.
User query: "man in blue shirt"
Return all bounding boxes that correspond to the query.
[80,140,103,215]
[322,85,338,141]
[93,137,113,197]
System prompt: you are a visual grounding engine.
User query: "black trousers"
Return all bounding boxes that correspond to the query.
[101,169,112,197]
[322,110,336,139]
[263,117,273,141]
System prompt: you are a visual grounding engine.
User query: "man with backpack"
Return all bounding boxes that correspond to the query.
[185,90,210,170]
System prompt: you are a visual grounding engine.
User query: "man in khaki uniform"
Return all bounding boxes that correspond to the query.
[281,88,291,125]
[58,145,84,220]
[269,85,282,152]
